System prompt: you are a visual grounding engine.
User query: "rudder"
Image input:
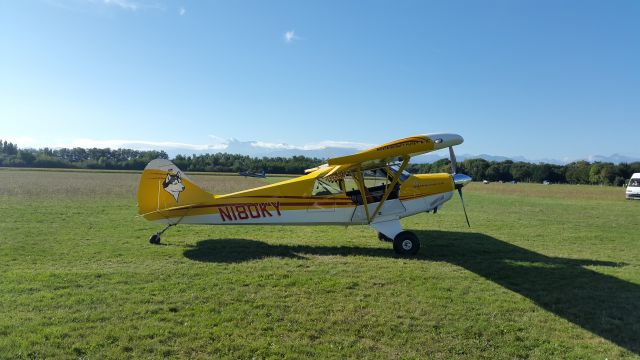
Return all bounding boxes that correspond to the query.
[137,159,213,217]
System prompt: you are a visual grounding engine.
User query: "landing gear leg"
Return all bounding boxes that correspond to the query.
[149,223,175,245]
[370,219,402,245]
[377,232,392,242]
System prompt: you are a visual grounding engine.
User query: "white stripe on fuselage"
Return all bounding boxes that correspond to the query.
[155,192,454,225]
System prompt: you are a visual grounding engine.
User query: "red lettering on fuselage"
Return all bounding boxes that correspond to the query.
[219,207,233,222]
[259,203,272,217]
[235,205,249,220]
[247,204,260,218]
[270,201,281,216]
[219,202,282,222]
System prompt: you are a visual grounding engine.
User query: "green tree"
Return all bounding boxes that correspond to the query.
[17,150,36,165]
[565,161,590,184]
[510,162,532,182]
[461,159,490,181]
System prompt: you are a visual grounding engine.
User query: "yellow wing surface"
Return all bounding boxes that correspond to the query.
[308,133,463,175]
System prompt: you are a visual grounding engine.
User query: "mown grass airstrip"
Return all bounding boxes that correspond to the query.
[1,169,639,358]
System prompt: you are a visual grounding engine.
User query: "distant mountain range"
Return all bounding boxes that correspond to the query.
[585,154,640,164]
[13,136,635,165]
[210,139,361,159]
[162,139,639,165]
[412,153,639,165]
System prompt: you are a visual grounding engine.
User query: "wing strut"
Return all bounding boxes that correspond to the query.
[353,168,371,222]
[369,156,409,223]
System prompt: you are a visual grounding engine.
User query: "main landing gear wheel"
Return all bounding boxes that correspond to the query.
[377,232,392,242]
[149,234,161,244]
[393,231,420,255]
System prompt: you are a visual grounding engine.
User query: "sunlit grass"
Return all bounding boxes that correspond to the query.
[1,169,638,358]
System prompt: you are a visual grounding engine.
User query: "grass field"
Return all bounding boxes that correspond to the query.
[1,169,639,359]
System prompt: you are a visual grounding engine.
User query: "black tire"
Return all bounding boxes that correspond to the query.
[393,231,420,255]
[377,232,392,242]
[149,234,161,244]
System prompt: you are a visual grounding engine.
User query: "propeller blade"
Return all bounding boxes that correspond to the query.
[457,188,470,228]
[449,146,457,174]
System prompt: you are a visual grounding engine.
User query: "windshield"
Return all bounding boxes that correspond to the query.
[311,178,342,196]
[388,165,411,182]
[629,179,640,187]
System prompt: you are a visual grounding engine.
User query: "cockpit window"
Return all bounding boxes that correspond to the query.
[629,179,640,187]
[312,178,342,196]
[388,165,411,182]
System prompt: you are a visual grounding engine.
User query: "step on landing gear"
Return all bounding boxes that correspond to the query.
[149,223,176,245]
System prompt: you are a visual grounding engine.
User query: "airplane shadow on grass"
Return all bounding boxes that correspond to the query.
[183,230,639,354]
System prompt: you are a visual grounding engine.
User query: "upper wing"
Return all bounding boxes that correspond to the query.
[307,134,463,175]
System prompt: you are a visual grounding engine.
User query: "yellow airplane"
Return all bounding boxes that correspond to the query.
[137,134,472,255]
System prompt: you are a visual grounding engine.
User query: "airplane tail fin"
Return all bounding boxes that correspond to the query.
[137,159,213,217]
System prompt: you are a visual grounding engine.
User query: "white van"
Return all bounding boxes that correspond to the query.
[626,173,640,200]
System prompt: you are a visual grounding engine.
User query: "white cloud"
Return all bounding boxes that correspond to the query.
[103,0,138,11]
[308,140,373,150]
[179,6,186,15]
[207,134,231,148]
[68,139,228,151]
[6,137,226,151]
[208,134,228,142]
[4,135,372,154]
[208,135,371,151]
[84,0,165,12]
[250,140,372,151]
[3,136,41,149]
[284,30,298,43]
[45,0,164,12]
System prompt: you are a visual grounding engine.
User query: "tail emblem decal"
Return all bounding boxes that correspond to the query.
[162,169,185,202]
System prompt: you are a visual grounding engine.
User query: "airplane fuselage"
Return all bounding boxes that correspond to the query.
[137,133,473,255]
[144,172,455,226]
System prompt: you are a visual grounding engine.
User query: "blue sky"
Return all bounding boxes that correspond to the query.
[1,0,638,161]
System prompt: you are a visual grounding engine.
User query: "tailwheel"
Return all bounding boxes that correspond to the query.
[148,223,176,245]
[393,231,420,255]
[149,234,161,245]
[377,232,392,242]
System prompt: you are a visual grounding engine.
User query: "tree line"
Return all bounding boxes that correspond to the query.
[1,139,638,185]
[0,140,169,170]
[408,158,640,186]
[0,139,323,174]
